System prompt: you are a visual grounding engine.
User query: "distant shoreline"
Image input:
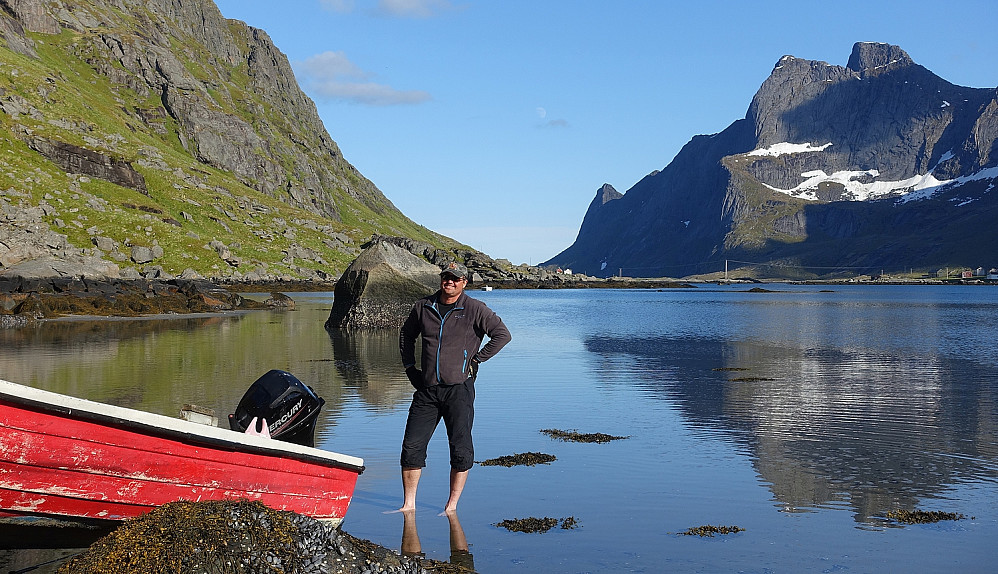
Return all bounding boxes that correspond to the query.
[4,276,995,329]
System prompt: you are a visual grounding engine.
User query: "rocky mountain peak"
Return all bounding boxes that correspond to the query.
[546,42,998,278]
[594,183,622,206]
[846,42,914,74]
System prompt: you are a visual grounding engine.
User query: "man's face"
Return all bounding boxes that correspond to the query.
[440,273,467,298]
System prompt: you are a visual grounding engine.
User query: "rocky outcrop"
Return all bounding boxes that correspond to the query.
[1,189,123,280]
[324,241,440,330]
[29,137,147,194]
[547,42,998,277]
[0,275,265,325]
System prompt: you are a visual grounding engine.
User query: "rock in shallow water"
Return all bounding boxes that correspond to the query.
[325,241,440,331]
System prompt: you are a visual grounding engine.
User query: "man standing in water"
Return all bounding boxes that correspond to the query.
[398,261,511,512]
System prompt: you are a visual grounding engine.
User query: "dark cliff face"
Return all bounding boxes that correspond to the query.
[547,42,998,278]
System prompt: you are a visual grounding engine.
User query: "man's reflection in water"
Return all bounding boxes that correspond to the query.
[400,510,423,559]
[400,510,474,571]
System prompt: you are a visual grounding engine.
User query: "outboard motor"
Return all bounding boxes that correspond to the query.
[228,370,324,447]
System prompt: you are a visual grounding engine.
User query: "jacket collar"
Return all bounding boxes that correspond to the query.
[427,290,467,310]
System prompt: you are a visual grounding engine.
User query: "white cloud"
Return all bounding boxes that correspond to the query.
[535,107,568,128]
[376,0,456,18]
[299,51,366,79]
[542,118,569,129]
[295,51,431,106]
[319,0,354,13]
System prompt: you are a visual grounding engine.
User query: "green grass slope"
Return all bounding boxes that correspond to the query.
[0,8,459,282]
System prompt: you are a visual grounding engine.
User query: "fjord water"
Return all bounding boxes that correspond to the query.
[2,285,996,573]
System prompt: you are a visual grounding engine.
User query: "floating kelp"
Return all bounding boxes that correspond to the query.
[495,517,580,533]
[540,428,629,443]
[478,452,557,467]
[678,524,744,537]
[712,367,749,372]
[886,509,966,524]
[560,516,579,530]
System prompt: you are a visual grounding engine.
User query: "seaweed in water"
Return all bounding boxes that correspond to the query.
[540,428,629,443]
[886,509,967,524]
[495,517,580,533]
[478,452,557,467]
[679,525,744,537]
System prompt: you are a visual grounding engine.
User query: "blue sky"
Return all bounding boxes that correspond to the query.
[212,0,998,266]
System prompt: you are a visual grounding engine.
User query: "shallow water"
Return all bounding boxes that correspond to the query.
[2,285,996,573]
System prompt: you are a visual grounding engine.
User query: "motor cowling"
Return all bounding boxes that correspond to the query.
[228,370,324,447]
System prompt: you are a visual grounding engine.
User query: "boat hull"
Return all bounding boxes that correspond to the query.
[0,379,364,525]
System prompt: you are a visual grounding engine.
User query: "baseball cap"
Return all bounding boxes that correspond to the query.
[439,261,469,279]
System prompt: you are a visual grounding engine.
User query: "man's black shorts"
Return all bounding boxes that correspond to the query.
[400,379,476,471]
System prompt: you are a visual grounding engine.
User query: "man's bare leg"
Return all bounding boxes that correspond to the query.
[399,467,421,511]
[443,469,468,513]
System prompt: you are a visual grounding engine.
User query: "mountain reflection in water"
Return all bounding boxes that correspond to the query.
[584,333,998,525]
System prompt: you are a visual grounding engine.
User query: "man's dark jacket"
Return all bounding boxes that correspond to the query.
[399,290,511,386]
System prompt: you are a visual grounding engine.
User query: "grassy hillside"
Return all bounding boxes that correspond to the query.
[0,13,460,281]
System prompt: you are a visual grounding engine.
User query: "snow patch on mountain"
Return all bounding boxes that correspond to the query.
[746,142,833,157]
[759,164,998,203]
[764,169,947,201]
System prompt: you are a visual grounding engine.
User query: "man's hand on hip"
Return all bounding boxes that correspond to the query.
[405,366,422,388]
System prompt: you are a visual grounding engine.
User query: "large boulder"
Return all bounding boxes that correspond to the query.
[325,241,440,330]
[0,254,121,285]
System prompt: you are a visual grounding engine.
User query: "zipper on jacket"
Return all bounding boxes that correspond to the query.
[433,303,464,384]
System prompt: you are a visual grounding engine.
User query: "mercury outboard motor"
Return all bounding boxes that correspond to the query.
[228,370,324,447]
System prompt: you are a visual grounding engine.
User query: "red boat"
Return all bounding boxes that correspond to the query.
[0,378,364,525]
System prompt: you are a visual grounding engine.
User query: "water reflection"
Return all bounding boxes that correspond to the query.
[399,510,474,571]
[0,305,418,460]
[325,329,413,410]
[3,289,997,572]
[0,315,252,412]
[584,335,998,524]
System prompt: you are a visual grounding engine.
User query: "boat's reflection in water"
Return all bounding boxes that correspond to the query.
[0,516,114,573]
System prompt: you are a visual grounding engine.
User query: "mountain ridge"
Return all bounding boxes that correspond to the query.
[547,42,998,278]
